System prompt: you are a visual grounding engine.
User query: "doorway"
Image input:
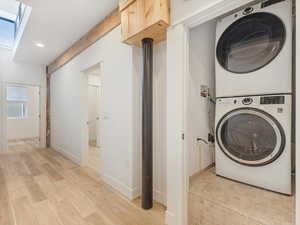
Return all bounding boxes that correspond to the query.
[4,84,41,151]
[184,1,296,225]
[83,63,102,174]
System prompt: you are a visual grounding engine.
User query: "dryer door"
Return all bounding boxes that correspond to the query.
[216,108,285,166]
[216,12,285,74]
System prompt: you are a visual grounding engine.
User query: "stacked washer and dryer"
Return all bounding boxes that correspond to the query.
[214,0,293,195]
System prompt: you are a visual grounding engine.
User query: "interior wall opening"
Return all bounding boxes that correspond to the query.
[83,63,102,174]
[186,1,296,224]
[5,84,41,150]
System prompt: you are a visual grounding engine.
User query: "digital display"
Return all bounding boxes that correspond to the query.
[260,96,285,105]
[261,0,285,8]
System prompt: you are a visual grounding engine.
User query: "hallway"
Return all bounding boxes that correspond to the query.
[0,144,166,225]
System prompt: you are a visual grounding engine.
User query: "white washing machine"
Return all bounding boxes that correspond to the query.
[215,94,292,194]
[215,0,293,98]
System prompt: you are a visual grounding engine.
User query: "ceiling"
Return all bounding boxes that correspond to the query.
[13,0,119,65]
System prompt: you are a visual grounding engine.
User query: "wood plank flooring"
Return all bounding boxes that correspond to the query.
[1,143,166,225]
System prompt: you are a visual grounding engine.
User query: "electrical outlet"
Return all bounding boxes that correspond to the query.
[208,133,215,143]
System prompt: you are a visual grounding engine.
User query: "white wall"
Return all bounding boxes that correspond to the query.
[132,42,167,205]
[51,25,167,203]
[50,26,137,198]
[166,24,187,225]
[171,0,222,24]
[187,20,216,176]
[0,48,46,149]
[7,86,40,140]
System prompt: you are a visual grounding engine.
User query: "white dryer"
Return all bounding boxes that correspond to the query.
[215,94,292,195]
[215,0,293,98]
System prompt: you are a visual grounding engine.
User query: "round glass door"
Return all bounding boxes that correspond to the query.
[216,12,286,74]
[216,108,285,166]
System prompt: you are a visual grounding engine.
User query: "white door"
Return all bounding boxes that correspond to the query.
[88,85,102,148]
[96,86,102,147]
[88,85,98,145]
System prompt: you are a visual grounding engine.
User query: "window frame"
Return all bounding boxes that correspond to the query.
[6,86,29,120]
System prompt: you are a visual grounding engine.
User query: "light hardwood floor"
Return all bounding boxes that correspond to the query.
[1,143,166,225]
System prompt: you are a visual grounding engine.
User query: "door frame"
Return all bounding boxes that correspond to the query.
[166,0,297,225]
[80,61,103,175]
[1,82,42,151]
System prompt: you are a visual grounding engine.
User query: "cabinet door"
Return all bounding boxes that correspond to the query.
[120,0,170,44]
[121,0,143,41]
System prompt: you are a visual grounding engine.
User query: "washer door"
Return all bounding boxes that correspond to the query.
[216,108,285,166]
[216,12,286,74]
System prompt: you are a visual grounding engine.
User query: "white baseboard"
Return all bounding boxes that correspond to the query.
[130,188,166,206]
[131,187,140,199]
[102,174,137,200]
[51,145,81,165]
[154,190,166,206]
[165,210,176,225]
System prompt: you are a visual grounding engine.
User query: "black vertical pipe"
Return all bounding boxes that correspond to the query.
[142,38,154,210]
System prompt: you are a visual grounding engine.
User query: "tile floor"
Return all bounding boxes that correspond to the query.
[189,168,295,225]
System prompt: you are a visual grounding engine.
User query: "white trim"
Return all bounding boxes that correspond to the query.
[1,82,44,151]
[295,0,299,224]
[131,187,140,200]
[130,188,166,205]
[154,190,167,205]
[12,6,32,58]
[182,25,190,225]
[173,0,259,28]
[52,145,81,165]
[101,174,137,200]
[165,210,176,225]
[80,61,103,171]
[166,24,186,225]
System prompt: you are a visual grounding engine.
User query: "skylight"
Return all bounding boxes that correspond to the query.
[0,1,27,49]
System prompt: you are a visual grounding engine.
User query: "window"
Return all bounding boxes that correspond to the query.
[0,1,28,49]
[7,86,28,119]
[0,17,15,48]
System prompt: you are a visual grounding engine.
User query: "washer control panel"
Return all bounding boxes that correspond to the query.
[260,96,285,105]
[217,95,287,106]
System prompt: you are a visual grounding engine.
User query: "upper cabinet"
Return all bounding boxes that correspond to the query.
[119,0,170,46]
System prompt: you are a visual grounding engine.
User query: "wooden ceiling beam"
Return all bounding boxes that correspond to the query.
[47,8,121,75]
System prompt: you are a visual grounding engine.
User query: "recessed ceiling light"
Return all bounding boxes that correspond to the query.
[35,42,45,48]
